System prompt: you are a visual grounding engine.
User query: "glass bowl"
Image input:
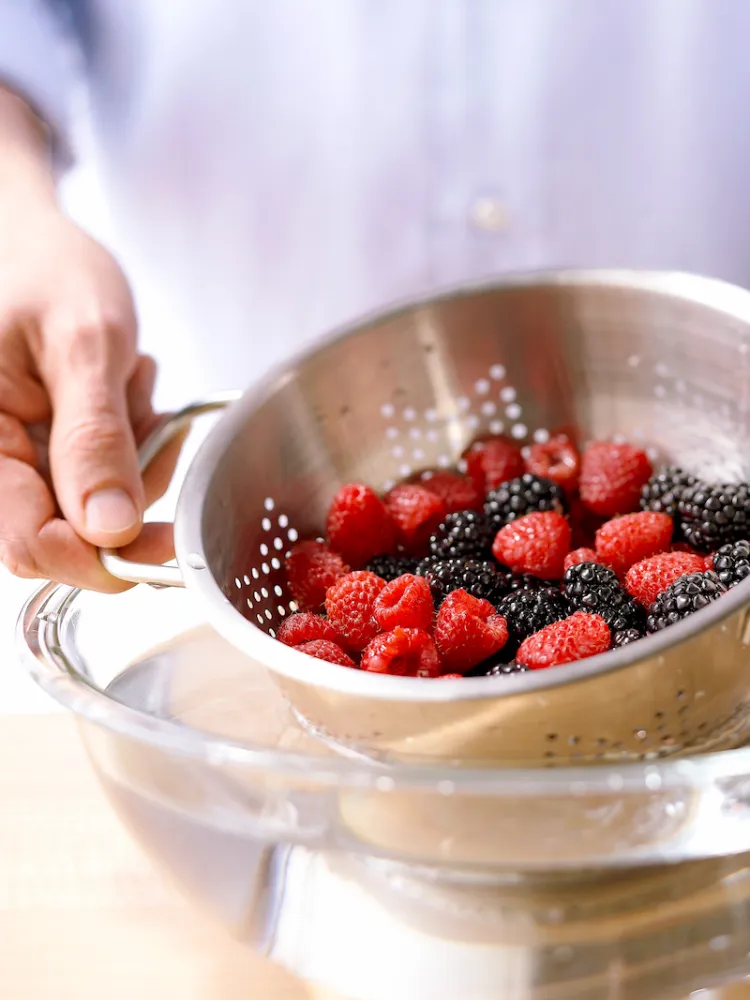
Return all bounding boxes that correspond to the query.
[17,579,750,1000]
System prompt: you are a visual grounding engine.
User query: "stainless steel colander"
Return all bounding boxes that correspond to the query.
[101,270,750,765]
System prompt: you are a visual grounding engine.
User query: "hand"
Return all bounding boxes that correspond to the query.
[0,197,175,591]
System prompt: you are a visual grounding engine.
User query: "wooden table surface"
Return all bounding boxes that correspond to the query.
[0,714,316,1000]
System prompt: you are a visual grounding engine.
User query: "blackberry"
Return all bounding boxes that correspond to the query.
[506,573,557,593]
[365,553,418,582]
[484,661,531,677]
[647,571,727,632]
[640,466,697,522]
[498,587,572,641]
[417,557,509,606]
[678,481,750,552]
[563,562,645,635]
[712,539,750,589]
[429,509,494,560]
[484,474,567,530]
[612,628,644,648]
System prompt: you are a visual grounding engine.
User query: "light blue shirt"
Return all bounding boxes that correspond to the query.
[2,0,750,403]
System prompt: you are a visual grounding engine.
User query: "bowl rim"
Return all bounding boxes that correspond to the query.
[175,267,750,703]
[17,577,750,796]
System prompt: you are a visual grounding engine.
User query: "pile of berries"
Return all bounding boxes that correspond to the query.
[277,433,749,678]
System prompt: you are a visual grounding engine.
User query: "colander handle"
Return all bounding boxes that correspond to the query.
[99,391,242,588]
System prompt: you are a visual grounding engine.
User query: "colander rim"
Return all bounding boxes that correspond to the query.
[175,268,750,704]
[17,577,750,796]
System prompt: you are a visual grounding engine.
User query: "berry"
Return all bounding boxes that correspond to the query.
[438,673,465,680]
[563,562,645,635]
[464,436,525,493]
[285,541,349,611]
[294,640,357,668]
[421,471,482,512]
[325,571,386,651]
[373,574,434,631]
[516,612,611,670]
[498,586,572,641]
[579,442,653,518]
[277,612,339,647]
[484,474,567,530]
[640,467,697,523]
[492,511,571,579]
[612,628,643,648]
[385,484,447,556]
[364,553,418,581]
[525,435,581,492]
[506,573,558,592]
[712,539,750,589]
[678,481,750,552]
[484,661,531,676]
[594,511,673,577]
[361,627,441,677]
[564,547,601,572]
[326,484,396,567]
[429,509,495,560]
[434,589,509,673]
[647,571,727,632]
[417,557,510,606]
[625,551,707,608]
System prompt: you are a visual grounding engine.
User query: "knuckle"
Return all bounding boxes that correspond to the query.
[0,537,42,579]
[61,411,132,458]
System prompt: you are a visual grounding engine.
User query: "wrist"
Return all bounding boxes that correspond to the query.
[0,87,57,214]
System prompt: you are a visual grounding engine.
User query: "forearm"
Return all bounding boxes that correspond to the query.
[0,85,56,209]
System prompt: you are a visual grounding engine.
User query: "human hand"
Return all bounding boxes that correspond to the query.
[0,196,176,592]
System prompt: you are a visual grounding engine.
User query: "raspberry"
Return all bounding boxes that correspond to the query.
[485,474,567,530]
[516,612,610,670]
[434,589,509,673]
[579,442,653,518]
[361,627,441,677]
[492,511,571,579]
[294,640,357,668]
[464,436,525,494]
[704,553,715,572]
[564,547,601,572]
[364,553,418,581]
[373,574,434,631]
[277,612,339,647]
[439,673,465,680]
[429,510,494,560]
[285,541,349,611]
[326,484,396,567]
[325,570,386,651]
[647,571,727,632]
[624,551,706,608]
[385,484,447,556]
[594,511,673,577]
[525,435,581,492]
[421,471,482,512]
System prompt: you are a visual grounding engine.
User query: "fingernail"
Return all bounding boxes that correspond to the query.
[84,488,139,534]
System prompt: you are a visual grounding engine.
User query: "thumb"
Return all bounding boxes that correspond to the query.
[46,323,145,548]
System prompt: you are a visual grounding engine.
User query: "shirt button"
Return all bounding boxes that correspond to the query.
[469,196,509,232]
